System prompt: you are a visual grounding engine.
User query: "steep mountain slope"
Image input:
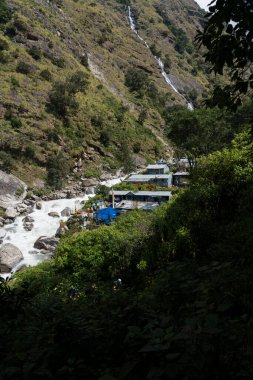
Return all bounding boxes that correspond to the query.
[0,0,209,188]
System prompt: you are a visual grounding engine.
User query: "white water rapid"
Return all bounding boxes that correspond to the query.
[0,178,123,279]
[127,6,194,111]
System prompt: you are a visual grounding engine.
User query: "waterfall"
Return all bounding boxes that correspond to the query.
[127,6,194,111]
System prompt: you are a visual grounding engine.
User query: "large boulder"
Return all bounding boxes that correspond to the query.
[0,170,27,209]
[34,236,59,251]
[0,244,23,273]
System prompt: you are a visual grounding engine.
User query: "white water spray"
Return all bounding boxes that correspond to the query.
[127,6,194,111]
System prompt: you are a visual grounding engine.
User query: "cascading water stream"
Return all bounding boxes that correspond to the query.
[0,177,124,278]
[127,6,194,111]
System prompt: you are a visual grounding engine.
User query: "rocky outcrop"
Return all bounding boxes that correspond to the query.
[0,170,27,209]
[0,244,23,273]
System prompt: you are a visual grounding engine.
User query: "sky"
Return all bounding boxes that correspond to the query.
[195,0,211,11]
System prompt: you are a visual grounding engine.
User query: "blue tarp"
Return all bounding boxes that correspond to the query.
[94,207,123,224]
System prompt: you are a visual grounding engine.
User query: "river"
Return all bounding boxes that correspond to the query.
[1,177,123,278]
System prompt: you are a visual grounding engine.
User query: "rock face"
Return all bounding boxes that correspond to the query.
[0,170,27,209]
[0,244,23,273]
[34,236,59,251]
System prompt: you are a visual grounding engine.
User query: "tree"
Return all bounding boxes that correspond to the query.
[48,71,89,117]
[166,107,240,162]
[46,151,70,189]
[125,67,149,96]
[196,0,253,109]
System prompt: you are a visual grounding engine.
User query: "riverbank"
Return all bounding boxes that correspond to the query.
[0,177,124,279]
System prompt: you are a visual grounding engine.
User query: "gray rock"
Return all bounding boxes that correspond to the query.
[4,218,14,225]
[24,223,34,231]
[0,243,23,273]
[100,173,112,181]
[48,211,60,218]
[36,202,42,210]
[82,178,98,187]
[34,236,59,251]
[55,223,69,237]
[0,170,27,209]
[5,207,18,219]
[0,229,6,244]
[60,207,71,217]
[22,216,34,223]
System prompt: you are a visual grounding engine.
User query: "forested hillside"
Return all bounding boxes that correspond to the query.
[0,0,209,187]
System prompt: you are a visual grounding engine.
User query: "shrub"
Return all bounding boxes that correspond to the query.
[48,71,89,117]
[125,67,149,96]
[0,151,14,173]
[4,25,16,37]
[150,43,161,57]
[10,76,20,87]
[28,46,42,60]
[0,0,12,26]
[10,117,22,129]
[16,61,33,74]
[24,145,35,159]
[0,37,9,51]
[46,151,69,189]
[133,142,141,153]
[40,69,52,81]
[100,130,110,147]
[0,51,8,63]
[51,56,65,68]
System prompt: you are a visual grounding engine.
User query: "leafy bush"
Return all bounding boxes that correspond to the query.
[0,51,8,63]
[28,46,42,60]
[10,117,23,129]
[16,61,33,74]
[0,0,12,26]
[0,151,14,173]
[46,150,70,189]
[125,67,149,96]
[40,68,52,81]
[99,130,110,147]
[48,71,89,117]
[0,37,9,50]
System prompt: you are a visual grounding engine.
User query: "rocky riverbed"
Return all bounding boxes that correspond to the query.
[0,175,124,278]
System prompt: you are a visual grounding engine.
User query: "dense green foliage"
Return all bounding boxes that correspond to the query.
[166,101,253,161]
[196,0,253,108]
[46,151,70,189]
[1,129,253,379]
